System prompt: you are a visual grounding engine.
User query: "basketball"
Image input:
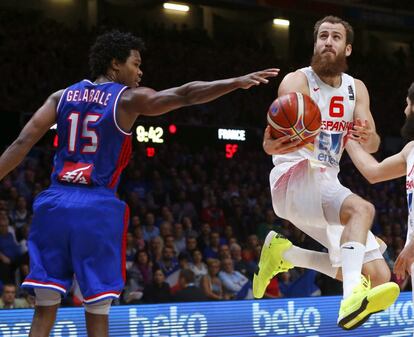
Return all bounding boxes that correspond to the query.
[267,92,321,144]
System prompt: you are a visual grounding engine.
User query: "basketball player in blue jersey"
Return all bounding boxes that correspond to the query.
[253,16,400,330]
[0,30,279,337]
[345,82,414,335]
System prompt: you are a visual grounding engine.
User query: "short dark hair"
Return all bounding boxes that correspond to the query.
[179,269,195,284]
[313,16,354,45]
[408,82,414,102]
[89,30,145,79]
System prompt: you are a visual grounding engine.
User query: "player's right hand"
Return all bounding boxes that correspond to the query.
[393,241,414,279]
[237,68,280,89]
[262,126,305,155]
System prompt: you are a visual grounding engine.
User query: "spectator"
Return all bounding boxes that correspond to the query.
[200,259,223,300]
[173,223,186,253]
[264,277,282,299]
[148,236,163,263]
[0,284,29,309]
[184,235,199,257]
[123,250,153,304]
[182,216,198,238]
[173,269,207,302]
[125,232,137,270]
[203,231,221,259]
[142,269,171,303]
[201,196,226,233]
[197,222,211,252]
[9,196,30,233]
[230,243,254,279]
[218,258,253,300]
[157,247,179,285]
[0,215,22,283]
[189,249,208,286]
[143,212,159,242]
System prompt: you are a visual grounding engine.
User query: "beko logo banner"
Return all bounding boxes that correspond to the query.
[0,293,413,336]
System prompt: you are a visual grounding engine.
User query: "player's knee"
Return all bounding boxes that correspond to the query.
[34,288,62,306]
[353,200,375,223]
[84,299,112,315]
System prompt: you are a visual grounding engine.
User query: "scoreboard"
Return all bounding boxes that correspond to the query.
[132,124,261,158]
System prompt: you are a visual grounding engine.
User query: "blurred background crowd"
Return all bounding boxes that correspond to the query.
[0,0,413,308]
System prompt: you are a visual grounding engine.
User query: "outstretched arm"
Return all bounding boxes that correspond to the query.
[0,90,61,180]
[345,139,411,183]
[119,69,279,120]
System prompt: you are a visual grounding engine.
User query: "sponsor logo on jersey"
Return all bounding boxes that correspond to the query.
[348,85,355,100]
[58,162,93,185]
[313,87,320,92]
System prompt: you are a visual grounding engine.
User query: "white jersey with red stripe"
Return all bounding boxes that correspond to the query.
[272,66,356,177]
[406,146,414,244]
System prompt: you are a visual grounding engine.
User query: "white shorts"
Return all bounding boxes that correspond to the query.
[270,159,383,267]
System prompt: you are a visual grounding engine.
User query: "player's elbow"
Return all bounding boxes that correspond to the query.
[365,172,382,184]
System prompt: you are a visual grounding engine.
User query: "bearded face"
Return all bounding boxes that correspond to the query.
[311,47,348,77]
[311,22,351,78]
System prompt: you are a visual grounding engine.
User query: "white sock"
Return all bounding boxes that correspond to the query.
[283,245,338,279]
[341,241,365,299]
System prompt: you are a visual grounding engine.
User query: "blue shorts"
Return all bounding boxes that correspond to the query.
[22,184,129,304]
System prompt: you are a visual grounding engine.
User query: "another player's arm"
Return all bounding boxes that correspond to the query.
[0,90,61,180]
[345,139,412,183]
[350,79,380,153]
[118,69,279,128]
[263,71,309,155]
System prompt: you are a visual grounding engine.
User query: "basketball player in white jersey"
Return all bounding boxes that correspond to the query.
[346,82,414,332]
[253,15,400,330]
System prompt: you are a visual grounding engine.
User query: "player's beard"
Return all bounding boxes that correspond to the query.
[401,112,414,141]
[311,50,348,77]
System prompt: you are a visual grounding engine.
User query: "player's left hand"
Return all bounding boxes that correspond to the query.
[393,242,414,279]
[237,68,280,89]
[349,118,373,144]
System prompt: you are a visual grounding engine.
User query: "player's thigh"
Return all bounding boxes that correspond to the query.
[71,199,129,299]
[29,190,73,281]
[320,176,352,225]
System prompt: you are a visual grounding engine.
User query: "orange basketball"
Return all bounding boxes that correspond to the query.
[267,92,321,145]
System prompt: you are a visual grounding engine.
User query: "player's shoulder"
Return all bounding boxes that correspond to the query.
[120,86,156,101]
[48,89,65,104]
[351,77,367,90]
[402,141,414,157]
[279,70,309,96]
[283,69,308,82]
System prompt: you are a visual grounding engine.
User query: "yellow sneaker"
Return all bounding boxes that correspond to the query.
[253,231,294,298]
[337,275,400,330]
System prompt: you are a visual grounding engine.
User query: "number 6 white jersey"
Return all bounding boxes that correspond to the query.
[272,66,356,173]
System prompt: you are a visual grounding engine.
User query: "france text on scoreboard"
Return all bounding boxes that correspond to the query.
[0,292,413,336]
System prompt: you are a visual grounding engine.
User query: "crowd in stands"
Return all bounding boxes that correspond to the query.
[0,8,413,307]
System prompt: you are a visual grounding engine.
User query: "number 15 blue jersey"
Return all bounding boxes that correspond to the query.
[51,79,132,191]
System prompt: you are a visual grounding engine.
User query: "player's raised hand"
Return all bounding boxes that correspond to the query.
[238,68,280,89]
[262,126,305,155]
[349,118,374,144]
[393,241,414,280]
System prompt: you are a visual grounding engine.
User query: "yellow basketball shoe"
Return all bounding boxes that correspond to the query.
[337,275,400,330]
[253,231,294,298]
